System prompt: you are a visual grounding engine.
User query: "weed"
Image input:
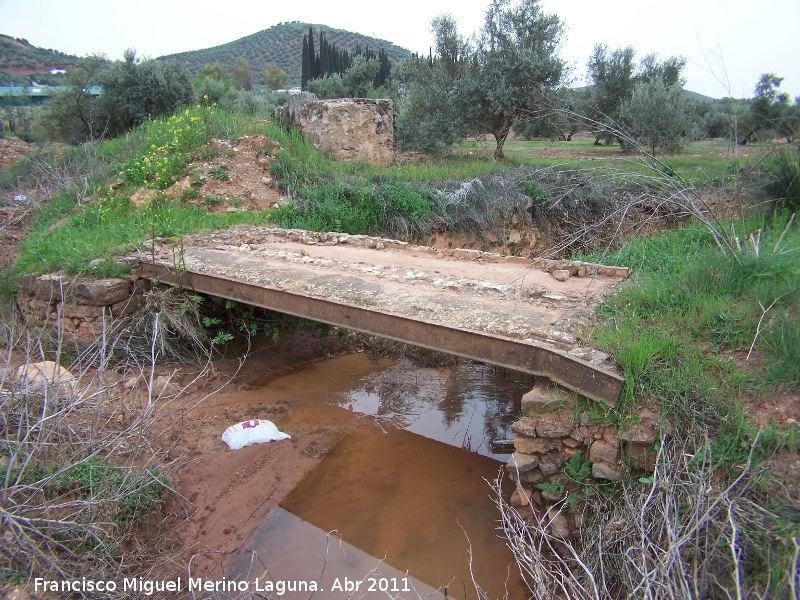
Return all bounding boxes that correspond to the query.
[208,164,230,181]
[180,188,199,201]
[203,196,221,206]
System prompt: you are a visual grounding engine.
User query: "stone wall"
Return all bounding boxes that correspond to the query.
[278,95,394,165]
[508,378,669,536]
[17,274,146,343]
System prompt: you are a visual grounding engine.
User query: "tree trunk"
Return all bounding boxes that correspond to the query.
[493,127,510,160]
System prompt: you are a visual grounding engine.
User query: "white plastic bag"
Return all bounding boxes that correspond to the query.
[221,419,291,450]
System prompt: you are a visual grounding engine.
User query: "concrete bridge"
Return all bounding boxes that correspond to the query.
[132,226,628,407]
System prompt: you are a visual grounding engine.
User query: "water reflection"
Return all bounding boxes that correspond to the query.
[338,360,532,457]
[240,354,533,599]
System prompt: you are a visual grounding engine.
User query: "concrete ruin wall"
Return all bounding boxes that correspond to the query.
[278,95,394,165]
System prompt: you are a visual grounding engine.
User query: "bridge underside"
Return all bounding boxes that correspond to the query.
[133,227,626,406]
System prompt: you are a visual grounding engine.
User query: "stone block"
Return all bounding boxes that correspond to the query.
[589,440,619,465]
[533,412,574,438]
[625,442,657,471]
[592,461,622,481]
[618,408,672,446]
[507,452,539,474]
[510,483,538,508]
[511,417,537,438]
[31,274,68,303]
[521,379,576,416]
[514,435,562,455]
[111,294,144,317]
[538,454,564,476]
[61,303,103,320]
[72,278,132,306]
[545,508,573,540]
[552,269,570,282]
[519,468,544,485]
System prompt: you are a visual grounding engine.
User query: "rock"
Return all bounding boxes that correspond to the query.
[552,269,570,282]
[589,440,620,465]
[533,412,574,438]
[149,374,181,398]
[511,417,537,437]
[111,294,144,317]
[25,273,68,303]
[625,442,657,471]
[72,278,131,306]
[520,468,545,484]
[279,98,394,166]
[521,379,576,416]
[592,461,622,481]
[13,361,77,397]
[507,452,539,474]
[129,188,158,208]
[510,483,537,508]
[545,508,573,540]
[618,408,665,445]
[514,435,562,455]
[538,454,564,476]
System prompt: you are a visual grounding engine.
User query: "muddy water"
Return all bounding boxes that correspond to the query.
[235,353,533,599]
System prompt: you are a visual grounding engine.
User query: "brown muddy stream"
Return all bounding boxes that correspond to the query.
[230,353,533,599]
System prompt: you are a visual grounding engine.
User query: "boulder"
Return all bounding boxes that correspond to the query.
[13,361,77,397]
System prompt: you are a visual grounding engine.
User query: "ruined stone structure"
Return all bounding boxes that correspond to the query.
[17,274,145,343]
[507,378,670,538]
[277,94,394,165]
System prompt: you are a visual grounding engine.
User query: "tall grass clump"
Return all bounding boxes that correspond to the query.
[269,182,432,238]
[763,144,800,211]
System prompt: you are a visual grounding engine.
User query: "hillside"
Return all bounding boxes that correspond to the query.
[158,22,411,87]
[0,34,82,86]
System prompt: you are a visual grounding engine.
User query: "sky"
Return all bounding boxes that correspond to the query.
[1,0,798,100]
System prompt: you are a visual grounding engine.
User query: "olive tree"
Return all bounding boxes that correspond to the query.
[617,79,702,155]
[97,50,194,137]
[395,0,567,159]
[458,0,567,159]
[262,63,288,91]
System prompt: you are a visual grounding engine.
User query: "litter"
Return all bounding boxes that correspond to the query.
[221,419,291,450]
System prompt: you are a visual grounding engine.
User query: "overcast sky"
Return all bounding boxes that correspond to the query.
[1,0,797,99]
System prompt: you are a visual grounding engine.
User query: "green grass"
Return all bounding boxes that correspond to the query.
[453,137,771,185]
[12,192,272,278]
[583,211,800,413]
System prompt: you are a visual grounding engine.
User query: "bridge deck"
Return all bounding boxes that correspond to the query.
[132,226,627,406]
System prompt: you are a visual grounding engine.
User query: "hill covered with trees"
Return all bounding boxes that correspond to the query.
[159,22,410,88]
[0,34,82,86]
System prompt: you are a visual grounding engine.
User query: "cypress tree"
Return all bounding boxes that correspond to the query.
[301,35,310,88]
[319,31,326,77]
[307,27,316,79]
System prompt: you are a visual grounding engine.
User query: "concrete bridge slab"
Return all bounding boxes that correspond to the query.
[132,226,628,406]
